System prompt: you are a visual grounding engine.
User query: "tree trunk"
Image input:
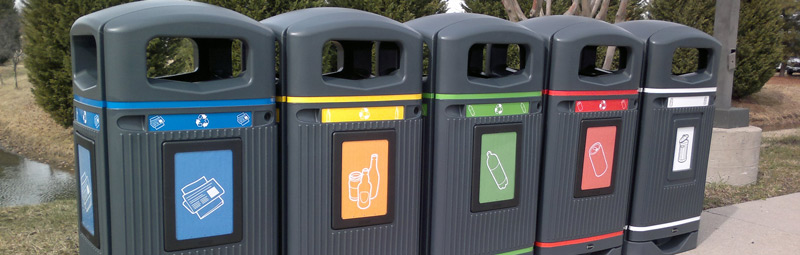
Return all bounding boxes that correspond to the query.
[581,0,591,16]
[780,62,786,77]
[603,0,629,69]
[0,71,4,86]
[595,0,611,20]
[13,63,17,88]
[501,0,526,22]
[530,0,542,18]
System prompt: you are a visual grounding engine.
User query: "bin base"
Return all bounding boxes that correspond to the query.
[623,231,698,255]
[535,234,622,255]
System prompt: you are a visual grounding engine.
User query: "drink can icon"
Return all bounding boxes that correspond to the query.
[588,142,609,177]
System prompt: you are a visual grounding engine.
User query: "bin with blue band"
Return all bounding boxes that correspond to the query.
[261,8,423,254]
[618,20,720,255]
[519,16,643,255]
[71,1,278,254]
[405,13,546,255]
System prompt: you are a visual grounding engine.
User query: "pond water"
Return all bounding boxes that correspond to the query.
[0,148,76,207]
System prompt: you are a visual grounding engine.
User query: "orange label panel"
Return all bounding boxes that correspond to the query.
[581,126,617,190]
[340,139,389,219]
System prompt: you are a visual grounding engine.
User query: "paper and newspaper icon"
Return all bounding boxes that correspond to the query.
[181,176,225,220]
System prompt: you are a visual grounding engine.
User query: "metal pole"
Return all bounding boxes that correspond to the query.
[712,0,749,128]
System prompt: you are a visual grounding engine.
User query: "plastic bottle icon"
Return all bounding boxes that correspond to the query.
[348,154,381,209]
[678,134,690,163]
[588,142,609,177]
[486,151,509,190]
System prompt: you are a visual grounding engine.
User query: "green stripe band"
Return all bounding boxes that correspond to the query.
[423,91,542,100]
[496,247,533,255]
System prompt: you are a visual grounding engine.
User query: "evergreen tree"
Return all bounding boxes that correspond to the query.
[778,0,800,76]
[23,0,132,127]
[197,0,323,21]
[733,0,783,98]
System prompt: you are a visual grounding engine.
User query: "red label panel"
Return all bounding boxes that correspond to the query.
[581,126,617,190]
[575,99,629,113]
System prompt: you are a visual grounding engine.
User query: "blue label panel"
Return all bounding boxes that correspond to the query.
[149,112,252,131]
[174,150,234,240]
[78,145,95,235]
[75,107,101,130]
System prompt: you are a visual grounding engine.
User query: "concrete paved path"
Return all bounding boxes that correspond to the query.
[683,193,800,254]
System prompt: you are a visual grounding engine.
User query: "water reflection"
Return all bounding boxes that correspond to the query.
[0,149,76,207]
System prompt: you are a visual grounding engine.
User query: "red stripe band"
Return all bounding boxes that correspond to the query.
[544,89,639,96]
[534,231,623,248]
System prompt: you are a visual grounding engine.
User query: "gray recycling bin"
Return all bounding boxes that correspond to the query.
[71,1,277,254]
[261,8,423,254]
[405,13,545,255]
[519,16,643,255]
[618,20,720,255]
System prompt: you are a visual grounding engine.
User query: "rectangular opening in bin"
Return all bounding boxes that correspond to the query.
[163,139,243,251]
[72,35,99,89]
[146,37,246,82]
[579,46,627,77]
[467,44,525,78]
[672,48,709,76]
[322,40,401,80]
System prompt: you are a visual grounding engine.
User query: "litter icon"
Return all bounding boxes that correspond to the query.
[196,114,210,128]
[80,172,93,213]
[181,176,225,220]
[486,151,509,190]
[236,112,250,126]
[348,154,381,210]
[149,116,166,130]
[588,142,609,177]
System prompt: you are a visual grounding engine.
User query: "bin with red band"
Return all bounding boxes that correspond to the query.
[519,16,644,255]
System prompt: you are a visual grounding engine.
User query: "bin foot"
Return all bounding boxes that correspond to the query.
[623,231,698,255]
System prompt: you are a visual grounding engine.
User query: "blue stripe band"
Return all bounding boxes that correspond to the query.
[73,95,274,109]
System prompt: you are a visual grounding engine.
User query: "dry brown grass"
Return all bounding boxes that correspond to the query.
[0,200,79,255]
[733,76,800,131]
[0,64,74,171]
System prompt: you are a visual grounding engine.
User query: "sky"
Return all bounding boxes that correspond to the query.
[447,0,465,13]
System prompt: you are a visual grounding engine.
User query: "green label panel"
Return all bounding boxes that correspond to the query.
[467,102,529,117]
[479,132,517,203]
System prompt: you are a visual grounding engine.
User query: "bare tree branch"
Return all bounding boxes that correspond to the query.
[603,0,630,69]
[590,0,602,17]
[564,0,579,15]
[530,0,542,18]
[501,0,527,22]
[595,0,611,20]
[545,0,552,16]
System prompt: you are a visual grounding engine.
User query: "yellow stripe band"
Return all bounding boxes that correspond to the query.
[278,94,421,103]
[322,106,405,123]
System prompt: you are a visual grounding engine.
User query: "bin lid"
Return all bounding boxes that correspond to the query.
[618,20,721,90]
[71,1,274,103]
[520,16,643,93]
[405,13,546,95]
[261,8,422,98]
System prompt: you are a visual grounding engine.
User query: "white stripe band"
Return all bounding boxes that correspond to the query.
[642,87,717,94]
[626,216,701,232]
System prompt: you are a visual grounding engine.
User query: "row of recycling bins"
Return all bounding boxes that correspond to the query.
[71,1,720,255]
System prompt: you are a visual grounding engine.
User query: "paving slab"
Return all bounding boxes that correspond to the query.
[682,193,800,254]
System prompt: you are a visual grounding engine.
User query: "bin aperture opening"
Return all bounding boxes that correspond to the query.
[579,46,628,77]
[332,130,397,230]
[163,139,243,251]
[322,40,401,80]
[422,42,431,78]
[671,48,709,76]
[72,35,99,89]
[467,44,525,78]
[471,123,523,212]
[146,37,245,82]
[574,119,621,198]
